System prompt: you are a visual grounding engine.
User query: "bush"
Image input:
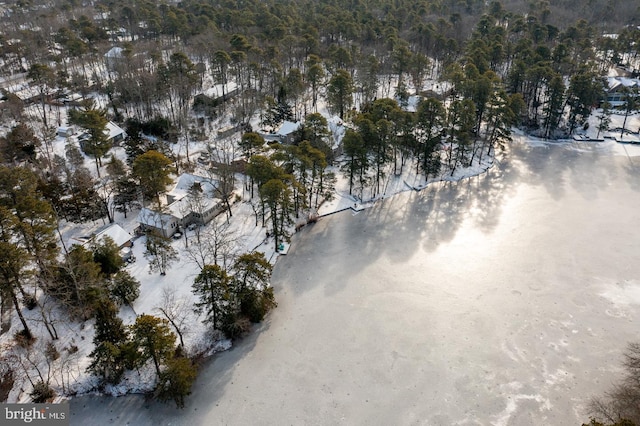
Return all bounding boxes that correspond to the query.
[239,287,277,323]
[30,381,55,403]
[588,342,640,425]
[45,341,60,361]
[22,294,38,310]
[154,357,198,409]
[14,330,35,348]
[221,313,251,340]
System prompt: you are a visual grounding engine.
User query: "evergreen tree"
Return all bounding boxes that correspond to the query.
[596,102,612,139]
[619,87,640,139]
[566,69,604,134]
[87,299,129,384]
[109,270,140,306]
[415,97,445,179]
[0,206,34,340]
[130,314,176,377]
[132,150,173,208]
[261,178,294,252]
[543,74,566,139]
[326,69,354,120]
[192,264,232,330]
[69,108,111,177]
[155,357,197,408]
[92,236,123,276]
[144,233,178,276]
[232,252,272,294]
[341,129,368,198]
[0,123,40,164]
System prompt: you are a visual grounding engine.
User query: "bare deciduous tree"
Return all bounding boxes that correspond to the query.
[588,343,640,425]
[155,287,191,349]
[184,219,240,270]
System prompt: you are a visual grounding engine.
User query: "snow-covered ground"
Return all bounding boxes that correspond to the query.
[3,84,640,404]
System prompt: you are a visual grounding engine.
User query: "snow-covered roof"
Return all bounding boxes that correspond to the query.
[203,82,239,99]
[105,47,123,58]
[94,223,132,248]
[607,76,640,92]
[277,121,300,136]
[166,195,221,219]
[137,208,177,229]
[106,121,126,140]
[168,173,218,200]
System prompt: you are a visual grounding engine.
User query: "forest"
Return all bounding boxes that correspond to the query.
[0,0,640,420]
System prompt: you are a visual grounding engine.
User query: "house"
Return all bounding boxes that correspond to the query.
[78,121,127,149]
[93,223,133,249]
[166,195,223,228]
[166,173,218,204]
[261,121,301,144]
[104,47,125,71]
[276,121,300,144]
[106,121,127,145]
[93,223,134,261]
[137,208,180,238]
[136,173,225,237]
[606,77,640,106]
[193,82,240,117]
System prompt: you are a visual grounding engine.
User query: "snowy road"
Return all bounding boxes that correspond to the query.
[70,140,640,425]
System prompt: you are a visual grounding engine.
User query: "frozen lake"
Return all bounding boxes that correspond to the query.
[70,140,640,425]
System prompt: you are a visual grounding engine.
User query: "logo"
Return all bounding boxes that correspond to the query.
[2,404,68,425]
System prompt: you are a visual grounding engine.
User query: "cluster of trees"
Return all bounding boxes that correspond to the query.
[87,307,196,408]
[243,125,334,251]
[1,0,637,155]
[192,251,276,339]
[584,343,640,425]
[0,165,140,340]
[0,164,145,401]
[341,90,518,200]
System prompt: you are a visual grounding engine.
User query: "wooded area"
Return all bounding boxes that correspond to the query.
[0,0,639,417]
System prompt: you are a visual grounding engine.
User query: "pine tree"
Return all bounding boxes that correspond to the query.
[155,357,197,408]
[341,129,368,197]
[232,252,273,294]
[130,315,176,378]
[192,265,231,329]
[92,236,123,276]
[109,270,140,306]
[132,150,173,208]
[144,233,178,276]
[87,300,129,384]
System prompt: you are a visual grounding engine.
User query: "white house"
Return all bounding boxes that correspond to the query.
[137,173,225,237]
[78,121,127,149]
[105,121,127,145]
[261,120,301,144]
[167,173,217,203]
[137,208,180,238]
[93,223,133,249]
[606,76,640,106]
